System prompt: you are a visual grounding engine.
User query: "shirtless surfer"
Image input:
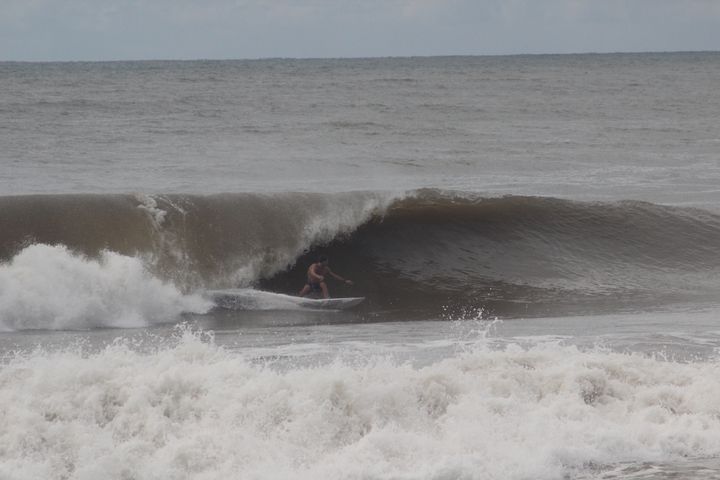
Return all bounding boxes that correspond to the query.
[298,255,353,299]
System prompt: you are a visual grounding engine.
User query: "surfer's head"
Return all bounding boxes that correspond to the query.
[318,255,329,265]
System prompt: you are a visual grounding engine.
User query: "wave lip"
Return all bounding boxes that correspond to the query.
[0,244,211,331]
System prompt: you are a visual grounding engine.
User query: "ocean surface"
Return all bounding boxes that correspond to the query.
[2,52,720,479]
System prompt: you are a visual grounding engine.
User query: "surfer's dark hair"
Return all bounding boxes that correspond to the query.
[318,255,329,263]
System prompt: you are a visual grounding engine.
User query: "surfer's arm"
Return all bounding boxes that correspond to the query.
[327,268,353,285]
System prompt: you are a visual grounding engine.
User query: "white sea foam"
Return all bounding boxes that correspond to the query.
[0,244,211,331]
[2,328,720,479]
[134,193,168,226]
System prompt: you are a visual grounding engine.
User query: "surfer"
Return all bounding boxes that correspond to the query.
[298,255,353,299]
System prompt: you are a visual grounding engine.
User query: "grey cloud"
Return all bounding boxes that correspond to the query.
[1,0,719,60]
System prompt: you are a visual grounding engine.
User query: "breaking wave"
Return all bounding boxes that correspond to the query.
[2,189,720,324]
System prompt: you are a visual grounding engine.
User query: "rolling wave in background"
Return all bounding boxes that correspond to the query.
[2,189,720,330]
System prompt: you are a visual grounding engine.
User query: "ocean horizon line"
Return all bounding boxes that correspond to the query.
[2,49,719,65]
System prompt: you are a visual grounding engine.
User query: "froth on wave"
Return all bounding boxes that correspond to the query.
[2,327,720,479]
[0,244,211,331]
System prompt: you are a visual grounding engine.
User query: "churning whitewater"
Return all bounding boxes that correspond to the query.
[0,244,211,331]
[3,327,720,480]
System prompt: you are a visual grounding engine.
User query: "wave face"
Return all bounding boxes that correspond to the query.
[264,191,720,317]
[2,190,720,321]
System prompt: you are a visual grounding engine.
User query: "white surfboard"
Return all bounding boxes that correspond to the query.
[206,288,365,311]
[296,296,365,310]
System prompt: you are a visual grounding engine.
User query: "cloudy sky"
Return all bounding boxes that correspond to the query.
[2,0,720,61]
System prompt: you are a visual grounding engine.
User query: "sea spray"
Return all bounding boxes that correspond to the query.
[0,244,211,331]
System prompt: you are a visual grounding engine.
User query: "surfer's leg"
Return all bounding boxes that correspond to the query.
[320,282,329,299]
[298,284,311,297]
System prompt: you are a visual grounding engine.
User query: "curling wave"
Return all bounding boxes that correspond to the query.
[2,190,720,321]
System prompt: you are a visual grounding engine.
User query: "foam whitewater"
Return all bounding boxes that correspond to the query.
[2,327,720,479]
[0,244,211,331]
[2,189,720,329]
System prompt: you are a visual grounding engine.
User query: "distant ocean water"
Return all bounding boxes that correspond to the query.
[2,53,720,479]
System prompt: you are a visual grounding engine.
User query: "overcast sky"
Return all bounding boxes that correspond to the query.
[2,0,720,61]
